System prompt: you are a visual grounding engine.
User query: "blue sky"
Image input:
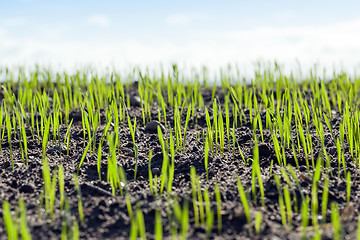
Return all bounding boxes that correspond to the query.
[1,0,360,75]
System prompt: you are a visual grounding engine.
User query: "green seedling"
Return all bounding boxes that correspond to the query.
[58,165,65,210]
[236,176,250,224]
[73,174,84,223]
[42,117,51,160]
[19,199,32,240]
[321,176,329,223]
[214,183,222,233]
[157,126,169,195]
[5,109,14,169]
[97,141,102,181]
[190,166,199,226]
[3,201,18,240]
[183,103,192,151]
[346,171,351,204]
[77,139,91,175]
[204,136,209,181]
[278,193,287,229]
[73,220,80,240]
[283,185,292,228]
[155,210,162,240]
[64,118,73,155]
[255,211,262,235]
[148,150,153,194]
[331,203,342,240]
[42,158,58,219]
[252,142,265,206]
[204,189,214,237]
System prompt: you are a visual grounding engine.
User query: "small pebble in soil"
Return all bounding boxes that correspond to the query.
[14,162,24,168]
[151,167,160,176]
[130,95,143,107]
[46,145,67,154]
[145,121,165,133]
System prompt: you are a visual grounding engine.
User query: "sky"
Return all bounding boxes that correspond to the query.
[1,0,360,76]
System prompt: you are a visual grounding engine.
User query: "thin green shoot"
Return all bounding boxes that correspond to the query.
[301,197,309,239]
[283,185,292,228]
[3,200,18,240]
[236,176,251,224]
[77,139,91,175]
[72,220,79,240]
[204,189,214,237]
[214,183,222,233]
[58,165,65,210]
[157,126,169,195]
[321,176,329,224]
[255,211,262,235]
[19,199,32,240]
[73,174,84,223]
[155,210,162,240]
[204,136,209,181]
[148,150,153,194]
[190,166,199,226]
[64,118,73,155]
[136,206,146,240]
[97,141,102,181]
[182,103,192,152]
[346,171,351,204]
[181,200,189,240]
[330,203,342,240]
[5,109,14,169]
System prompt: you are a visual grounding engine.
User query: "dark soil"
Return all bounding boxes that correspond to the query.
[0,85,359,240]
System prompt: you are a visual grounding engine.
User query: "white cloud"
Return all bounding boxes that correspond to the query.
[40,25,68,39]
[165,13,208,26]
[88,14,110,27]
[1,18,360,77]
[1,17,26,27]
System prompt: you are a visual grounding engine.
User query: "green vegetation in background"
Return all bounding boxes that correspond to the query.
[1,64,360,239]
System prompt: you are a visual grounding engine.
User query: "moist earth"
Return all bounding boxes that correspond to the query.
[0,85,359,240]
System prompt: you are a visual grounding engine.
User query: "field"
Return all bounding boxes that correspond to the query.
[0,65,360,239]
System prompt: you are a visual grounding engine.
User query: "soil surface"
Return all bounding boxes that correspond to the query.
[0,84,359,240]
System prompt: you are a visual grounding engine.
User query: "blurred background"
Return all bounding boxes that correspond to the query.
[1,0,360,77]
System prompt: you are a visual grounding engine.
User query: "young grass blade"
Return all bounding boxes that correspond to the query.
[136,207,146,240]
[5,109,14,169]
[72,220,80,240]
[182,103,192,152]
[64,118,73,155]
[97,141,102,181]
[158,126,169,194]
[346,172,351,204]
[252,141,265,206]
[73,174,84,223]
[19,199,32,240]
[77,139,92,175]
[181,200,189,240]
[330,203,342,240]
[204,189,214,237]
[204,136,209,181]
[214,183,222,233]
[190,166,199,226]
[148,151,153,194]
[42,117,51,160]
[3,200,18,240]
[58,165,65,210]
[236,176,250,224]
[255,211,262,235]
[321,176,329,223]
[155,210,162,240]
